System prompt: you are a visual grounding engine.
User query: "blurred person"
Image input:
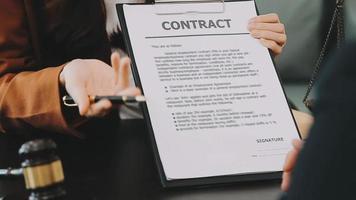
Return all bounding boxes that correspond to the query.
[281,43,356,199]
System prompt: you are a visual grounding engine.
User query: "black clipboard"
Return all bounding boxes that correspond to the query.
[116,0,301,188]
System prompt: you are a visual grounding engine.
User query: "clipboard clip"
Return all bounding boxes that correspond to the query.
[153,0,225,15]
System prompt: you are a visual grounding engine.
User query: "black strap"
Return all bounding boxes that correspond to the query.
[303,0,345,111]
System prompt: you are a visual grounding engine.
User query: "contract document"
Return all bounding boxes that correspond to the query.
[118,0,300,186]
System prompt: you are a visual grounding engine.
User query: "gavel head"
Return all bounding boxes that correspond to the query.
[19,139,66,200]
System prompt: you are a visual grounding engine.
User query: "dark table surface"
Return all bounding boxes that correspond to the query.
[0,119,282,200]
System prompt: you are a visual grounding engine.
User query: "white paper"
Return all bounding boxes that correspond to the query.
[123,1,300,180]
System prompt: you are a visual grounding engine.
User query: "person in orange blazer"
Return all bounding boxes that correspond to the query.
[0,0,291,137]
[0,0,141,136]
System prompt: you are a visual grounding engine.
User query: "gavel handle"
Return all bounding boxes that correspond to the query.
[0,168,23,179]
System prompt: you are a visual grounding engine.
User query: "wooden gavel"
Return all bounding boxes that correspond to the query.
[0,139,66,200]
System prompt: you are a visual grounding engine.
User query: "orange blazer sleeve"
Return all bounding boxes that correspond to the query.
[0,1,73,135]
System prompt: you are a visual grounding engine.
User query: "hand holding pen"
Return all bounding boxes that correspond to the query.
[59,52,141,117]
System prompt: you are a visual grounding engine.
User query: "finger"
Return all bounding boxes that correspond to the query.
[248,22,285,33]
[117,57,131,90]
[281,139,303,191]
[283,150,294,171]
[111,52,121,85]
[85,99,112,118]
[283,147,299,171]
[283,147,300,172]
[251,30,287,45]
[117,87,142,96]
[249,13,280,23]
[281,172,291,191]
[259,39,283,55]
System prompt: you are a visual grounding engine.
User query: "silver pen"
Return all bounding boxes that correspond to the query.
[62,95,146,107]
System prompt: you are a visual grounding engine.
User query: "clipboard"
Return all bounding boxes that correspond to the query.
[116,0,301,188]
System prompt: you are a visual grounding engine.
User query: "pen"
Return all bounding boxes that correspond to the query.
[62,95,146,107]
